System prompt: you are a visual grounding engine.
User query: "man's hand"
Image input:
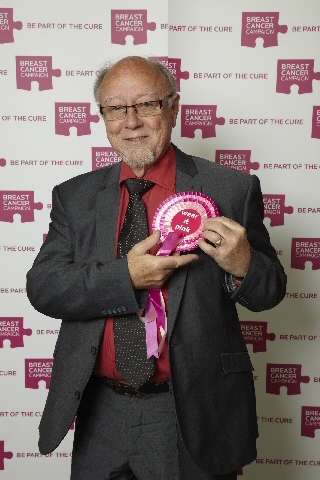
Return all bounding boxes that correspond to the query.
[127,231,198,290]
[198,217,251,277]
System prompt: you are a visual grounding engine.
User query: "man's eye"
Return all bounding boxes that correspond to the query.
[140,102,154,108]
[109,106,125,112]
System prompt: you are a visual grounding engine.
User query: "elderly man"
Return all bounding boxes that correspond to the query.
[27,56,286,480]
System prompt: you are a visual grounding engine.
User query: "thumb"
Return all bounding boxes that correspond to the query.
[131,230,161,255]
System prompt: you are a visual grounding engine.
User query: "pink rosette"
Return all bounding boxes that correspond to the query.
[152,191,220,252]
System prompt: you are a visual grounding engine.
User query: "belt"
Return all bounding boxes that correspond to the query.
[95,375,170,398]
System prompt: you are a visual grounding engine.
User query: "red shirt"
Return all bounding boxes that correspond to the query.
[95,145,176,382]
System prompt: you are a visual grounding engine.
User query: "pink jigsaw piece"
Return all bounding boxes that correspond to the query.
[311,106,320,139]
[111,10,156,45]
[0,158,6,167]
[69,418,76,431]
[301,406,320,438]
[0,190,43,223]
[242,12,287,48]
[181,105,225,138]
[276,59,320,94]
[0,8,22,44]
[25,358,53,389]
[0,441,13,471]
[237,467,243,475]
[263,194,293,226]
[266,363,310,395]
[0,317,32,348]
[16,56,61,91]
[149,56,189,92]
[240,321,275,353]
[92,147,122,171]
[291,238,320,270]
[55,102,100,136]
[215,150,259,174]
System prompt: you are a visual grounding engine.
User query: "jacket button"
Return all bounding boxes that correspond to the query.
[91,346,97,356]
[74,390,81,400]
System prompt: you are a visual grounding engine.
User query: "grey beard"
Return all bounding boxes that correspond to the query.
[120,148,155,170]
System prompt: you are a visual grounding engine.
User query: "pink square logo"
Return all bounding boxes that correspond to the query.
[111,10,156,45]
[16,56,61,91]
[55,102,100,136]
[25,358,54,389]
[215,150,259,173]
[0,190,43,222]
[0,8,22,44]
[149,56,189,92]
[0,317,32,348]
[263,194,293,226]
[241,12,287,48]
[301,407,320,438]
[240,321,275,353]
[181,105,225,138]
[291,238,320,270]
[92,147,122,171]
[276,60,320,94]
[266,363,309,395]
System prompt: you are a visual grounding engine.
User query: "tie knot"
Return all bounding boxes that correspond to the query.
[125,179,154,197]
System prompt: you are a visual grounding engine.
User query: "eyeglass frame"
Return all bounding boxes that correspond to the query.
[99,92,175,120]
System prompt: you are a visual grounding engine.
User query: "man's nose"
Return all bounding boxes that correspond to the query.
[124,105,144,128]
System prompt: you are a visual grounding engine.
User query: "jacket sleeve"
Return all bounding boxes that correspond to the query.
[26,185,146,321]
[229,174,287,311]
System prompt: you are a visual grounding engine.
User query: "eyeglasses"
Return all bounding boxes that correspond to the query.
[99,92,174,121]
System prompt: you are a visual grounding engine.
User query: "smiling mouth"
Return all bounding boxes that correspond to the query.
[125,136,147,141]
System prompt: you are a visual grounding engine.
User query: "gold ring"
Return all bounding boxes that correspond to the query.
[213,237,222,248]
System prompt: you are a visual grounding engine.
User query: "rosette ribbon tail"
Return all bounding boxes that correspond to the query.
[138,232,182,359]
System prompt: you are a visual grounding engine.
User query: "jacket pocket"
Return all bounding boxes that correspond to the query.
[221,352,254,374]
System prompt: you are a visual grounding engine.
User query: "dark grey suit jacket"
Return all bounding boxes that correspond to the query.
[26,146,286,475]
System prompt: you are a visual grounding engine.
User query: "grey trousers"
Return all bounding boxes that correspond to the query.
[70,376,237,480]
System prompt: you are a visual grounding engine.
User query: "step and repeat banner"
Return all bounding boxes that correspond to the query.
[0,1,319,479]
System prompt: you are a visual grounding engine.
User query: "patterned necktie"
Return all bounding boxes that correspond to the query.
[115,178,155,388]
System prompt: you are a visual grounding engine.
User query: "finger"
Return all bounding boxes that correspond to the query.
[131,230,161,255]
[198,238,218,256]
[162,253,198,270]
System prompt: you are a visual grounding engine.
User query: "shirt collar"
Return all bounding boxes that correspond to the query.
[119,144,176,193]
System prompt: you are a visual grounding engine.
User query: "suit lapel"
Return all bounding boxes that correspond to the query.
[168,147,201,339]
[96,162,122,263]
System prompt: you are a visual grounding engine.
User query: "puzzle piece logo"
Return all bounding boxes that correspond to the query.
[16,56,61,91]
[0,8,22,44]
[276,60,320,94]
[111,10,156,45]
[0,441,13,471]
[149,56,189,92]
[311,106,320,139]
[25,358,53,389]
[43,233,48,242]
[0,190,43,223]
[0,317,32,348]
[181,105,225,138]
[291,238,320,270]
[266,363,309,395]
[215,150,259,173]
[263,194,293,226]
[55,103,100,136]
[301,407,320,438]
[241,12,287,48]
[238,467,243,475]
[240,321,275,353]
[0,158,6,167]
[69,417,76,431]
[92,147,122,171]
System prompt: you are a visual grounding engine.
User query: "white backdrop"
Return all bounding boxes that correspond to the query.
[1,1,320,479]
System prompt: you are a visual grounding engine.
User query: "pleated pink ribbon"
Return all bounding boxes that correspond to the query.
[138,232,182,358]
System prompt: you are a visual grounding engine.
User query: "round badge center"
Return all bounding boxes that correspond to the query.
[171,209,202,236]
